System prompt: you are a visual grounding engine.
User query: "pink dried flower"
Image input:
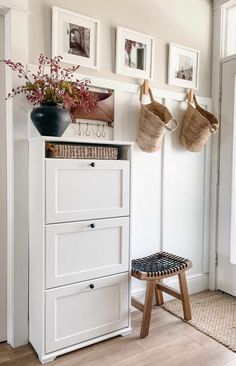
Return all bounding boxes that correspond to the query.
[1,54,98,117]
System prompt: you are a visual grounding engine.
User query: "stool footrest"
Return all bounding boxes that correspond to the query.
[156,283,182,300]
[131,252,192,338]
[131,297,144,313]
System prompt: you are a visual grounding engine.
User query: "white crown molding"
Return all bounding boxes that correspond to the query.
[213,0,236,10]
[0,0,28,12]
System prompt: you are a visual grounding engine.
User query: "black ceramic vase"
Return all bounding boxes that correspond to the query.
[30,102,71,137]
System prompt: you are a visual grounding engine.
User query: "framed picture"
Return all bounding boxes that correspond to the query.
[52,6,100,69]
[168,43,200,89]
[116,26,154,79]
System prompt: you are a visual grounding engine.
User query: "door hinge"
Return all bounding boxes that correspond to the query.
[215,253,218,266]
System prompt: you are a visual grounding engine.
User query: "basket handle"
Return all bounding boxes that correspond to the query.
[209,124,218,134]
[148,88,155,102]
[164,118,178,132]
[193,94,199,107]
[193,94,218,134]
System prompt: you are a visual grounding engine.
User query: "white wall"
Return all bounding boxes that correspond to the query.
[28,0,212,97]
[7,0,213,346]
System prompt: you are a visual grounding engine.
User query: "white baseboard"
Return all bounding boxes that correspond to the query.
[131,272,209,307]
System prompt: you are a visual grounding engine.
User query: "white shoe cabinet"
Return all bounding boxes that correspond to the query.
[29,138,133,364]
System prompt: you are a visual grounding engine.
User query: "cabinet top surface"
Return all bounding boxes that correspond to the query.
[28,136,134,146]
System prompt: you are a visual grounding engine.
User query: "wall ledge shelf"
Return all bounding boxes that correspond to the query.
[28,136,134,146]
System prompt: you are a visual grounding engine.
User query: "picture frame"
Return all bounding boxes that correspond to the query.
[168,43,200,89]
[52,6,100,69]
[116,26,155,79]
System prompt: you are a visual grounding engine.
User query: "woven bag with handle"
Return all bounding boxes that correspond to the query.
[180,94,219,152]
[136,87,178,153]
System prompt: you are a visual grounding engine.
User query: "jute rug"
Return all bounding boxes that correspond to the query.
[162,291,236,351]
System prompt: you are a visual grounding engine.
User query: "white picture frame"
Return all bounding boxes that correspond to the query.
[52,6,100,69]
[168,43,200,89]
[116,26,155,80]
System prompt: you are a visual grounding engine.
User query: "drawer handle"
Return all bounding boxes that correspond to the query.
[90,223,95,229]
[89,284,95,289]
[90,162,95,167]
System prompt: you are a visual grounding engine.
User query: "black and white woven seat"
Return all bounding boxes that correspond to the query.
[131,251,192,338]
[131,252,192,280]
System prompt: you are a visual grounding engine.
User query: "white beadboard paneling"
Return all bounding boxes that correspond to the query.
[131,145,162,295]
[22,67,213,348]
[132,273,209,306]
[131,147,162,258]
[162,99,211,275]
[130,94,211,294]
[163,99,205,275]
[116,91,140,141]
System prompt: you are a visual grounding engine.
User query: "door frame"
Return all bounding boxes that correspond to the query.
[0,12,7,342]
[217,54,236,295]
[210,0,236,290]
[0,0,28,347]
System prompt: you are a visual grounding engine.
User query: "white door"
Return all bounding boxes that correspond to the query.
[218,55,236,296]
[0,15,7,342]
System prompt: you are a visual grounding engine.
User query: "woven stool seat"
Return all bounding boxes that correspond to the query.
[131,251,192,338]
[131,252,192,280]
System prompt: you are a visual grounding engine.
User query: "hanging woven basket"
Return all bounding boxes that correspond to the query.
[180,95,219,152]
[136,88,178,153]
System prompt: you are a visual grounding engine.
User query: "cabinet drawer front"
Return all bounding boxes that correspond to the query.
[45,159,130,223]
[45,273,129,353]
[46,217,130,288]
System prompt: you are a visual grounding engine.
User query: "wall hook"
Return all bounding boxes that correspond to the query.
[142,79,149,95]
[96,124,101,137]
[102,124,106,138]
[78,122,82,136]
[187,88,194,103]
[86,123,90,136]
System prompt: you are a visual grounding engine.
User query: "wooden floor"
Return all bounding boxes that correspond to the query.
[1,307,236,366]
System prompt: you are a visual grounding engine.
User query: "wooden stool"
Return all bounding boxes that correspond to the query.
[131,252,192,338]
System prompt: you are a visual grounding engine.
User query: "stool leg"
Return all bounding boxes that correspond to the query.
[155,281,164,306]
[140,281,155,338]
[178,272,191,321]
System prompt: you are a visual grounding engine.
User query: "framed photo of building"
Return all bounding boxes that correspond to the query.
[116,26,154,79]
[168,43,200,89]
[52,7,100,69]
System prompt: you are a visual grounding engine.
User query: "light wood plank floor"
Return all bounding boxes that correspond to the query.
[1,307,236,366]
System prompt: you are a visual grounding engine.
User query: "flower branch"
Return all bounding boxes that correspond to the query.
[1,54,98,119]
